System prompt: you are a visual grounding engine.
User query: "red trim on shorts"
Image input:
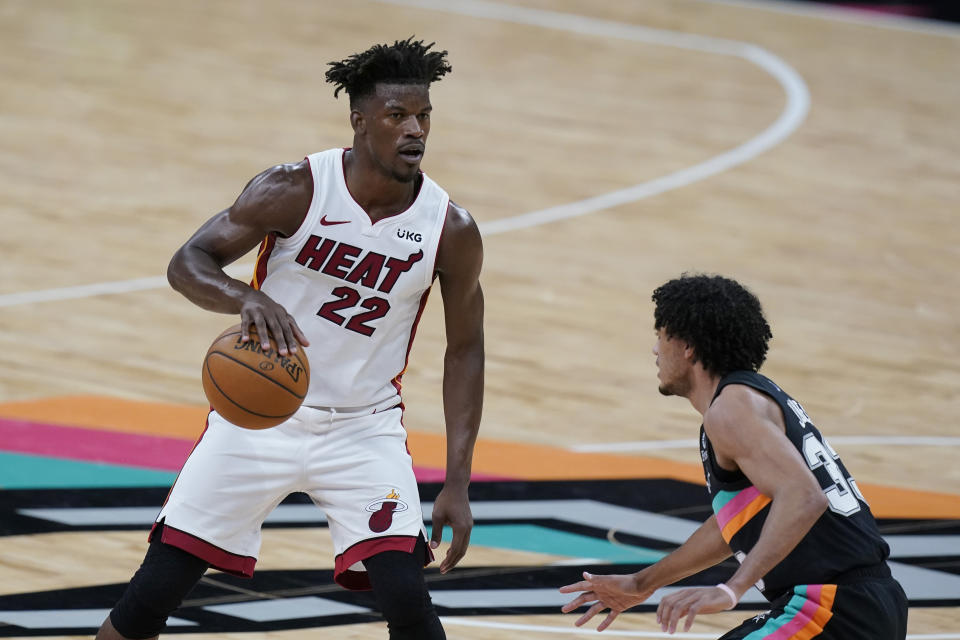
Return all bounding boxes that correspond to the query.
[150,522,257,578]
[334,534,434,591]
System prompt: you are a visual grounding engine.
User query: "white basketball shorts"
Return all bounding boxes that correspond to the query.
[152,402,431,590]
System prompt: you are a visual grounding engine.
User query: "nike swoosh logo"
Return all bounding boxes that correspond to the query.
[320,215,350,226]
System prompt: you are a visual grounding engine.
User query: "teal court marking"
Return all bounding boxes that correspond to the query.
[0,452,177,489]
[440,523,667,563]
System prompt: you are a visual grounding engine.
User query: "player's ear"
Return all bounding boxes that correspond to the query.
[350,110,365,134]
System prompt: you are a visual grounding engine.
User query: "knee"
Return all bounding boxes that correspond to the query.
[376,586,444,640]
[108,578,176,640]
[375,578,435,628]
[108,531,209,639]
[363,542,444,639]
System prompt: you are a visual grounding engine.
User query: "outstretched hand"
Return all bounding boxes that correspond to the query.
[656,586,737,634]
[559,572,653,632]
[430,485,473,573]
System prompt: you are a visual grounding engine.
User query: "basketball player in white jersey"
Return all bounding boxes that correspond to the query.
[96,38,483,640]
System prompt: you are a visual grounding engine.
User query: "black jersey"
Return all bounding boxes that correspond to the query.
[701,370,890,600]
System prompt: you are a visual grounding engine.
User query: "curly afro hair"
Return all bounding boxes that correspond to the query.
[652,273,772,376]
[325,37,452,108]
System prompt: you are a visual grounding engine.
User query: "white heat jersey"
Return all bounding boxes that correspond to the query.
[251,148,449,408]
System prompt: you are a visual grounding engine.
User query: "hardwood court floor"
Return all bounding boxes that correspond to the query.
[1,0,958,637]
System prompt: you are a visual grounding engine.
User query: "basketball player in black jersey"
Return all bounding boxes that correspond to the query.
[560,274,907,639]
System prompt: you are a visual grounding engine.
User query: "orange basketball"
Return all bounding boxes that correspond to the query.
[201,324,310,429]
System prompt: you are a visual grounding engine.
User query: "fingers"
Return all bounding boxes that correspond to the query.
[268,313,309,356]
[439,525,471,573]
[254,317,272,352]
[429,515,445,551]
[596,610,620,632]
[657,588,712,634]
[683,604,701,632]
[560,591,596,613]
[657,591,682,633]
[238,293,306,355]
[575,601,606,627]
[558,580,592,595]
[291,319,311,348]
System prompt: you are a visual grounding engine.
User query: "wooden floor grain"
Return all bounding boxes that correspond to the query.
[1,0,958,636]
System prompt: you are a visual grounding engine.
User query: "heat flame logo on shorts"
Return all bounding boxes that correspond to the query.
[365,488,409,533]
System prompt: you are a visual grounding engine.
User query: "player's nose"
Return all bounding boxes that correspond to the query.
[403,116,424,137]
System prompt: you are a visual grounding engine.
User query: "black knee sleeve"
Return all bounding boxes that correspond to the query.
[109,525,210,639]
[363,537,445,640]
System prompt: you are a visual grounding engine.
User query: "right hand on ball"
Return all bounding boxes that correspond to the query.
[239,290,309,356]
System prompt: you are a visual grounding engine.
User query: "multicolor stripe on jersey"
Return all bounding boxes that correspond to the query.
[701,370,890,601]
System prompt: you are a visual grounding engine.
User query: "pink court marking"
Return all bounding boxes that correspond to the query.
[0,417,511,481]
[0,417,195,470]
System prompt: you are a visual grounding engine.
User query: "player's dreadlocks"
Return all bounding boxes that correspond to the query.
[652,274,772,376]
[325,37,452,107]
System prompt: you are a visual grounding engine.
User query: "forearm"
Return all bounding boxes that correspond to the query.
[725,491,826,596]
[167,245,253,314]
[441,342,484,487]
[640,516,732,589]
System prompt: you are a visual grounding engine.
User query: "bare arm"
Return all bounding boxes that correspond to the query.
[167,160,313,355]
[705,385,828,597]
[560,514,731,631]
[639,514,732,587]
[428,201,484,573]
[657,385,828,633]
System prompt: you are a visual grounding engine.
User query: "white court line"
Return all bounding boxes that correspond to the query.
[0,263,255,308]
[570,435,960,453]
[441,618,715,638]
[0,0,808,308]
[382,0,809,236]
[441,618,960,639]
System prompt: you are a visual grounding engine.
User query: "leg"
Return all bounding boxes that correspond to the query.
[96,526,210,640]
[363,536,445,640]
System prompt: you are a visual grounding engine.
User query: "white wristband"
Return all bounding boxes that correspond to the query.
[715,583,738,609]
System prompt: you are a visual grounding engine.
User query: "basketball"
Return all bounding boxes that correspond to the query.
[201,324,310,429]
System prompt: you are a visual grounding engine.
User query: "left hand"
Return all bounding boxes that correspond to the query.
[657,586,737,634]
[559,571,653,631]
[430,485,473,573]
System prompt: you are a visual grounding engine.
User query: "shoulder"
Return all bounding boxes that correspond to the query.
[703,383,784,441]
[436,200,482,274]
[443,200,479,236]
[234,159,313,236]
[705,383,781,435]
[244,159,312,198]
